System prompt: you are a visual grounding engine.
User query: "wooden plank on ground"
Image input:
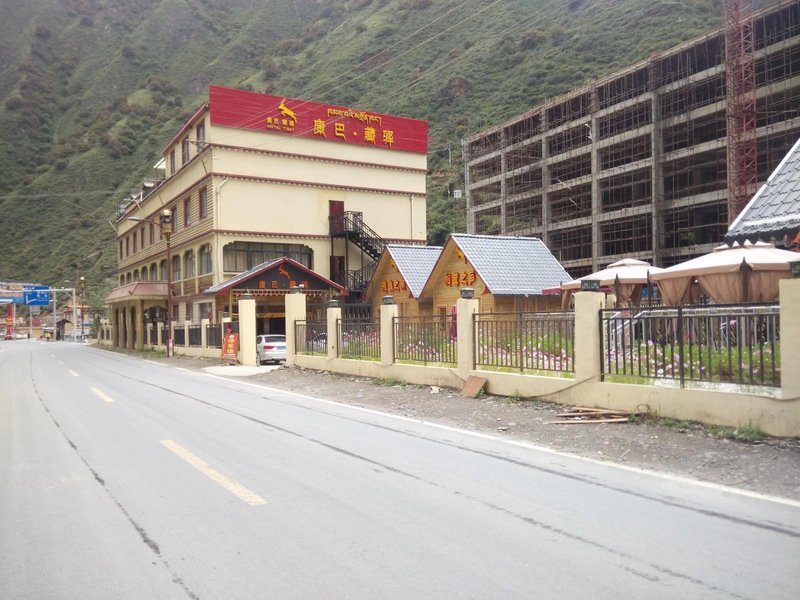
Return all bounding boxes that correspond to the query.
[461,376,488,398]
[548,417,630,424]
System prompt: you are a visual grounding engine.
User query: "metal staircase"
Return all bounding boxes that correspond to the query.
[329,210,387,299]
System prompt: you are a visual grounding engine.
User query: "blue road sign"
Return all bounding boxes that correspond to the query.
[23,285,50,306]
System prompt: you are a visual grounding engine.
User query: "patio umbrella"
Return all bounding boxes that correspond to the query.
[650,241,799,304]
[560,258,664,308]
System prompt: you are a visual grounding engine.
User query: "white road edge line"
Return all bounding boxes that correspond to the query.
[68,369,79,377]
[91,387,114,403]
[160,439,267,507]
[200,372,800,509]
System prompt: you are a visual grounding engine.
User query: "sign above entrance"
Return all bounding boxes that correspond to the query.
[209,86,428,154]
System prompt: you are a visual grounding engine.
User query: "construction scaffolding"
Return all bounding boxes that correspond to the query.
[465,0,800,277]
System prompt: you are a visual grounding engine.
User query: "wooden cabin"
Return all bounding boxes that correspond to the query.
[363,245,442,317]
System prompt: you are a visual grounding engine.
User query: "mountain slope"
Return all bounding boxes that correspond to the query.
[0,0,740,293]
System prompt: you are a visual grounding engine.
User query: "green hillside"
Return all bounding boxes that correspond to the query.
[0,0,739,297]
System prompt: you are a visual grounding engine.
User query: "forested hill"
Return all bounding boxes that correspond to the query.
[0,0,739,299]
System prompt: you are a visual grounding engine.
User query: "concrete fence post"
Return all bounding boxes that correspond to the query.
[780,278,800,400]
[380,297,398,366]
[285,289,307,365]
[239,295,257,366]
[201,318,209,349]
[327,301,342,359]
[574,291,605,381]
[456,292,479,380]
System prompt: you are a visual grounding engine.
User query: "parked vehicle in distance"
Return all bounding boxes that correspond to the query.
[256,334,286,364]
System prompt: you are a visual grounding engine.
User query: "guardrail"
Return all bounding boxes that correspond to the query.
[601,304,781,387]
[393,315,457,365]
[474,312,575,374]
[337,318,380,360]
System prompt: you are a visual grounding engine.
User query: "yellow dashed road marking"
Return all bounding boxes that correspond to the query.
[160,440,267,506]
[91,387,114,403]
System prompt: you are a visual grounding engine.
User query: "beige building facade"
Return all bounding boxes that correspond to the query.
[108,85,427,349]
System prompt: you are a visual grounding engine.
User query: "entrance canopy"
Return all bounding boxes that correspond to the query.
[204,256,347,300]
[650,242,800,304]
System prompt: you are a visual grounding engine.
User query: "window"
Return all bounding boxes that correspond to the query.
[199,301,213,321]
[140,268,147,282]
[169,149,175,175]
[199,244,213,274]
[133,233,137,254]
[149,223,155,244]
[181,138,190,164]
[125,237,130,257]
[159,259,167,280]
[119,240,123,259]
[196,122,206,149]
[172,254,182,280]
[172,303,179,323]
[222,242,312,271]
[199,187,207,219]
[140,227,145,249]
[185,303,193,322]
[150,264,158,280]
[184,250,195,278]
[184,197,191,227]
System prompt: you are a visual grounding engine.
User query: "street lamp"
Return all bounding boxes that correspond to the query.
[128,208,173,357]
[78,276,86,341]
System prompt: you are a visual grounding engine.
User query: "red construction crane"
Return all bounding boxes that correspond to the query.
[724,0,758,224]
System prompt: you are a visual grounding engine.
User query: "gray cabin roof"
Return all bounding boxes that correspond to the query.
[726,137,800,245]
[387,245,442,297]
[449,234,571,295]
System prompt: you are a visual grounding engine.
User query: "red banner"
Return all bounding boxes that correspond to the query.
[209,85,428,154]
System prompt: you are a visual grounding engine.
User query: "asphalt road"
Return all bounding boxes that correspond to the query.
[2,340,799,600]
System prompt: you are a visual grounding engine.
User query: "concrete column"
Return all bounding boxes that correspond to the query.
[574,291,605,381]
[128,307,135,349]
[239,295,257,366]
[157,321,163,347]
[284,290,307,365]
[456,293,480,380]
[780,279,800,400]
[183,321,191,349]
[135,300,145,350]
[145,323,152,348]
[380,297,398,366]
[326,302,342,359]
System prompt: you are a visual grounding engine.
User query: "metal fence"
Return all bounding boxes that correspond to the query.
[337,318,380,360]
[173,326,185,347]
[149,326,158,345]
[207,324,222,348]
[295,320,328,354]
[393,315,457,365]
[474,312,575,374]
[188,324,202,347]
[601,304,781,387]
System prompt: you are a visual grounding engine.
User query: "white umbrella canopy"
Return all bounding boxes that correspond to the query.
[650,242,800,304]
[561,258,664,290]
[560,258,664,308]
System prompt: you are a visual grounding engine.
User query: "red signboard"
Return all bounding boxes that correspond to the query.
[222,332,239,360]
[209,85,428,154]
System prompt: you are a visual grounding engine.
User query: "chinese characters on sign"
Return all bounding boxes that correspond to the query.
[381,279,407,293]
[209,86,427,154]
[444,271,476,287]
[222,331,239,360]
[257,279,310,290]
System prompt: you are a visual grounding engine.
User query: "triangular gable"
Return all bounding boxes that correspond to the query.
[364,245,442,300]
[204,257,346,296]
[419,236,485,299]
[420,234,570,298]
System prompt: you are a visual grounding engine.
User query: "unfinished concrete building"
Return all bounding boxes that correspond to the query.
[465,0,800,278]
